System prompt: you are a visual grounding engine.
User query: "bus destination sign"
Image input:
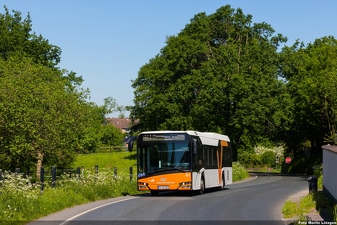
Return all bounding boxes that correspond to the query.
[142,133,186,142]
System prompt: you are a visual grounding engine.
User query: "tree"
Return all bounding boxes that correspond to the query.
[279,36,337,160]
[0,57,103,175]
[0,7,117,176]
[131,5,286,158]
[0,6,61,68]
[100,125,124,148]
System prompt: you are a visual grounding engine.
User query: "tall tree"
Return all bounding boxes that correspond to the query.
[0,7,111,175]
[279,36,337,160]
[0,57,102,174]
[0,6,61,68]
[131,5,287,157]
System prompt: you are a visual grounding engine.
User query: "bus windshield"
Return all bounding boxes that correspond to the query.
[138,141,191,176]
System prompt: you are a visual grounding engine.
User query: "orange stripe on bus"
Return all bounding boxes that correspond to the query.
[218,141,227,184]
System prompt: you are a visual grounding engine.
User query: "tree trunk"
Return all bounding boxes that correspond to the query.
[36,151,44,180]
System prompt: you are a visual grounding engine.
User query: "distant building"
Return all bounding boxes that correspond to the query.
[105,118,132,133]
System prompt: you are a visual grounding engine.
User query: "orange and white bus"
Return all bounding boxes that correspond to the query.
[129,131,232,195]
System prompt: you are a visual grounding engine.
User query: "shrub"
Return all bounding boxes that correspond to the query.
[232,162,250,181]
[237,152,262,168]
[261,151,276,167]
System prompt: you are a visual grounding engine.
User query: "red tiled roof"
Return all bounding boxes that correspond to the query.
[105,118,132,130]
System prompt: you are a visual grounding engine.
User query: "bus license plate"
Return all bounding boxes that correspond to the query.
[158,186,169,189]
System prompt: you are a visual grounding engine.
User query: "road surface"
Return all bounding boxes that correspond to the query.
[29,173,308,225]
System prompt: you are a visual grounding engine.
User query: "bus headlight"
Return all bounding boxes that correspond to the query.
[179,182,191,189]
[138,182,147,189]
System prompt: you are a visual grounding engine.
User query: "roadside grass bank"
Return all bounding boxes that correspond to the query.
[282,176,337,222]
[232,162,250,181]
[0,153,248,224]
[0,168,141,225]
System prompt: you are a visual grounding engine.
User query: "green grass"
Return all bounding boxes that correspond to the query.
[0,167,141,224]
[282,186,337,222]
[72,151,137,173]
[282,201,299,218]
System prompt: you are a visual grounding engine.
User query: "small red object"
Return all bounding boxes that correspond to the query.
[285,157,292,164]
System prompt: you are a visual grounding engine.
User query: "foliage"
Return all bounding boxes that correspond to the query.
[254,145,284,158]
[237,152,262,168]
[232,161,250,181]
[100,125,124,147]
[282,190,336,222]
[0,7,110,171]
[261,151,276,168]
[324,126,337,145]
[131,5,287,159]
[0,57,103,170]
[0,6,61,68]
[0,169,140,224]
[279,36,337,161]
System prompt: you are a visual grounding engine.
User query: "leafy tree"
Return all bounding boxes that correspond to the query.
[100,125,124,147]
[0,57,103,173]
[279,36,337,160]
[0,7,120,175]
[261,151,276,167]
[0,6,61,68]
[131,5,287,158]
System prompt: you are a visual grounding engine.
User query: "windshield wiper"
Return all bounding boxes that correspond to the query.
[171,167,185,172]
[146,167,187,176]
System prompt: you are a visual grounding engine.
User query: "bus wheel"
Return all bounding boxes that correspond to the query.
[199,179,205,195]
[151,190,159,196]
[219,174,225,190]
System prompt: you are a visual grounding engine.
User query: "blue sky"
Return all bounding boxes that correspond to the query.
[2,1,337,117]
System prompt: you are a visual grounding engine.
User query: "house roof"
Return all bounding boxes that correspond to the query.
[105,118,132,130]
[322,144,337,154]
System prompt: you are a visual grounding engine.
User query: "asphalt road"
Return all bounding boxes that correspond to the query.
[29,173,308,225]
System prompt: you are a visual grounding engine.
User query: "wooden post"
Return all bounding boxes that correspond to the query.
[36,152,44,181]
[51,166,56,188]
[129,166,133,181]
[40,166,45,191]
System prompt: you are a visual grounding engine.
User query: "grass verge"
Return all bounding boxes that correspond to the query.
[282,189,337,222]
[0,168,142,225]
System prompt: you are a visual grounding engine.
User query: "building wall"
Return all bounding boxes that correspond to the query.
[322,145,337,203]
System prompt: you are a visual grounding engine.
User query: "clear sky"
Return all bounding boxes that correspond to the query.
[2,1,337,117]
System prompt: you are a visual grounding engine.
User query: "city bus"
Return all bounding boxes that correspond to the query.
[128,131,232,195]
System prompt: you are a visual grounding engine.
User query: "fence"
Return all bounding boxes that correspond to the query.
[0,165,135,191]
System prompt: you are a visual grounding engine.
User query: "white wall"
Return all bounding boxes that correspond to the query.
[322,145,337,203]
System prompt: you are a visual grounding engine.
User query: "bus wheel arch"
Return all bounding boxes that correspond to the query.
[198,174,205,195]
[221,172,225,190]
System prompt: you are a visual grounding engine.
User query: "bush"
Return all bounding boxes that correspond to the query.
[237,152,262,168]
[232,162,250,181]
[261,151,276,167]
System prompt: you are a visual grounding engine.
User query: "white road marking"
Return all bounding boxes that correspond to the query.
[59,196,139,225]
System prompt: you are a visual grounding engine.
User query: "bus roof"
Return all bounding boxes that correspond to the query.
[139,130,230,146]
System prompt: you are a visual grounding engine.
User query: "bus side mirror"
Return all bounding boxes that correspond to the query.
[127,136,136,152]
[193,139,197,155]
